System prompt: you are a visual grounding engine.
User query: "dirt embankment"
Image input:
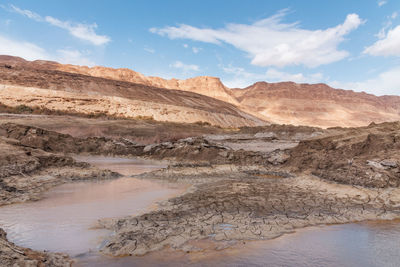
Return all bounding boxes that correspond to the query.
[0,114,227,144]
[2,120,399,191]
[141,136,290,166]
[0,123,122,206]
[0,122,145,156]
[286,122,400,187]
[0,122,291,167]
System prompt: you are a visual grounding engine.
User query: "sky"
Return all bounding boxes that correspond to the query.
[1,0,400,96]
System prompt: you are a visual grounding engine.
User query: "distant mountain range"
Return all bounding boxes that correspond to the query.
[1,55,399,128]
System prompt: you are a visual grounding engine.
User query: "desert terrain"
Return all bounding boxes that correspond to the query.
[2,55,400,128]
[0,56,400,266]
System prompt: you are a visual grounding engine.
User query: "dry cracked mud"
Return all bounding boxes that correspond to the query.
[99,166,400,256]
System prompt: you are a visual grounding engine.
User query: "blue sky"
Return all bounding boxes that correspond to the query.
[1,0,400,96]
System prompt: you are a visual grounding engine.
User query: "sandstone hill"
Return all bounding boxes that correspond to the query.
[1,55,400,128]
[60,63,239,105]
[233,82,400,128]
[0,55,238,105]
[0,56,264,128]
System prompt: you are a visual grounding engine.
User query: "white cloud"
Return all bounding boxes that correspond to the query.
[364,25,400,56]
[375,12,398,39]
[151,11,363,68]
[330,67,400,96]
[221,65,265,88]
[6,4,110,46]
[181,43,201,53]
[0,34,50,61]
[378,0,387,7]
[220,64,325,88]
[0,34,95,66]
[170,61,200,72]
[144,47,155,53]
[4,19,12,26]
[45,16,110,46]
[10,4,41,21]
[192,47,201,53]
[265,68,324,83]
[150,25,220,44]
[56,49,95,66]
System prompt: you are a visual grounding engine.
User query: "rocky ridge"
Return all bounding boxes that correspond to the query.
[0,56,264,128]
[2,55,400,128]
[233,81,400,127]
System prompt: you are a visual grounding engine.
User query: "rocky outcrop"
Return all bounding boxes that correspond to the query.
[286,121,400,187]
[145,76,239,105]
[0,123,145,156]
[0,123,126,205]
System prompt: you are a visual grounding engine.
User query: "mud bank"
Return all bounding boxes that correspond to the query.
[0,142,119,206]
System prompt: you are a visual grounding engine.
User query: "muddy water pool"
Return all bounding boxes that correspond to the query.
[77,220,400,267]
[0,157,182,256]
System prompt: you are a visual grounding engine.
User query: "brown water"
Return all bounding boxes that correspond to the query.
[0,157,182,256]
[73,155,168,176]
[77,220,400,267]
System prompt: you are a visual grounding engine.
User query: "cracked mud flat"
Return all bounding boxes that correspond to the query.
[97,122,400,258]
[100,166,400,257]
[77,220,400,267]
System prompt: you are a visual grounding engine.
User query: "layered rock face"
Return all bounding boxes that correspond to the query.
[0,56,238,105]
[1,55,400,128]
[0,56,264,128]
[234,82,400,128]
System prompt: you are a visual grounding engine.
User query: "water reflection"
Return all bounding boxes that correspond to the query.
[77,220,400,267]
[0,157,179,256]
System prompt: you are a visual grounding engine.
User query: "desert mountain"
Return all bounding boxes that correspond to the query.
[234,82,400,128]
[0,56,264,128]
[0,55,238,105]
[56,64,239,105]
[1,55,400,128]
